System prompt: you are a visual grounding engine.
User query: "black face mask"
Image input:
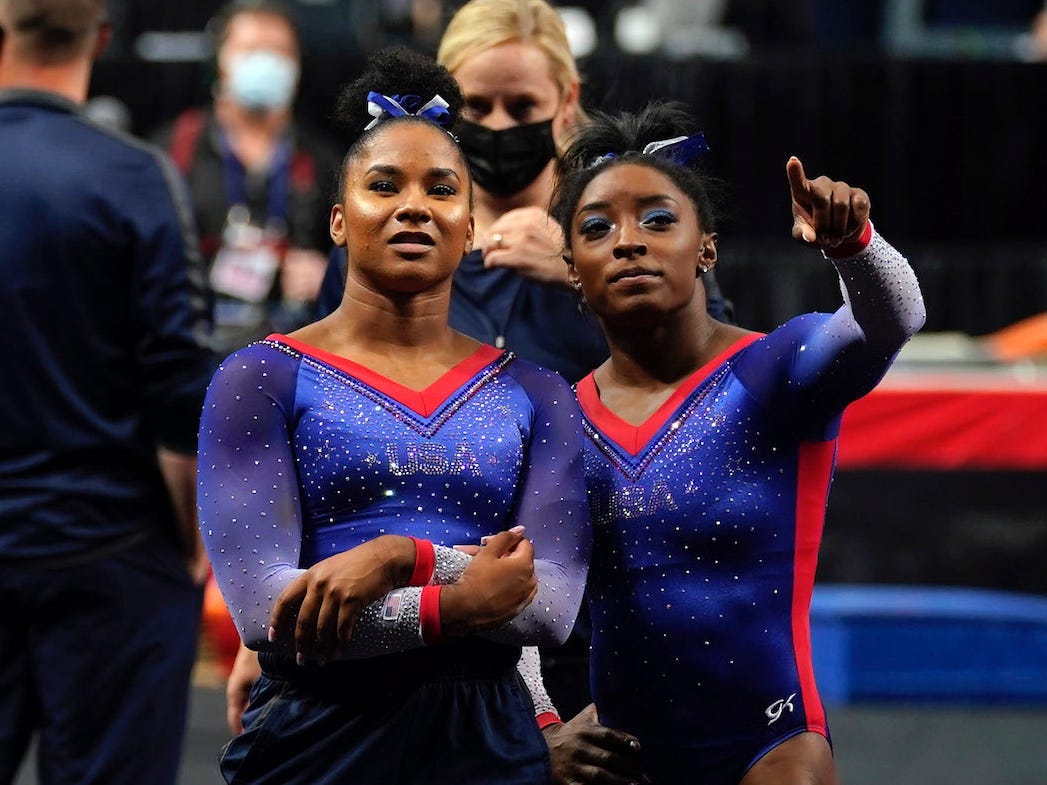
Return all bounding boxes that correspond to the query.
[455,118,557,198]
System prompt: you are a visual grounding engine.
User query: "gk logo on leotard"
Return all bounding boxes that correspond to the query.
[765,693,796,725]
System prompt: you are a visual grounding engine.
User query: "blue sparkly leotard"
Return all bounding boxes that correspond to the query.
[197,337,591,657]
[577,230,925,784]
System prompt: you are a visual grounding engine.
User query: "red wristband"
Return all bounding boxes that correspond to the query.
[536,712,562,730]
[825,219,873,259]
[407,536,435,586]
[419,584,443,645]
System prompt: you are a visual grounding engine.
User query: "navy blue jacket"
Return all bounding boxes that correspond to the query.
[0,89,213,559]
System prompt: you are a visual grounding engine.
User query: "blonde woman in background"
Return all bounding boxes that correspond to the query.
[437,0,584,286]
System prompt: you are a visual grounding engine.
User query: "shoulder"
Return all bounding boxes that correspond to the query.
[761,312,835,347]
[76,108,175,170]
[68,111,195,210]
[730,314,834,375]
[209,340,302,390]
[502,356,581,413]
[5,89,174,175]
[56,104,194,219]
[730,313,841,402]
[457,248,485,269]
[503,355,572,391]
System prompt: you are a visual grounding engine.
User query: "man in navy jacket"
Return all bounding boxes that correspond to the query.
[0,2,213,783]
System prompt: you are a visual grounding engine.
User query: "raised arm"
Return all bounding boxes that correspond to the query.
[736,158,926,429]
[787,156,925,351]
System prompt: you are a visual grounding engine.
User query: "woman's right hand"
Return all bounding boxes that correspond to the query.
[441,528,537,636]
[787,156,869,250]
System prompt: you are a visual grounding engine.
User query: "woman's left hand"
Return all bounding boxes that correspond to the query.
[787,156,870,250]
[440,528,537,636]
[482,206,570,287]
[269,534,416,663]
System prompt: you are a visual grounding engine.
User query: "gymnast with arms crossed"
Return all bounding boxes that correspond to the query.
[534,100,926,784]
[197,47,590,785]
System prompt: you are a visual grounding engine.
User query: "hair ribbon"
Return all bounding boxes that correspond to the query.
[641,132,709,164]
[365,92,451,131]
[591,131,710,167]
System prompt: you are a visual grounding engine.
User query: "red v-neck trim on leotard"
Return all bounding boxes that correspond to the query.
[267,333,504,418]
[577,333,763,456]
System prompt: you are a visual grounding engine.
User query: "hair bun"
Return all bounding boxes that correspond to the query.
[334,47,464,141]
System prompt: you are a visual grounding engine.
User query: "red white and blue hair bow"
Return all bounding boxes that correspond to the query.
[364,91,452,131]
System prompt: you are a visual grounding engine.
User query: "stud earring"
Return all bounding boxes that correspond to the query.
[699,264,710,274]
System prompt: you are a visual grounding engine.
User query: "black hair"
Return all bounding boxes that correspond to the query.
[332,46,466,200]
[552,100,725,250]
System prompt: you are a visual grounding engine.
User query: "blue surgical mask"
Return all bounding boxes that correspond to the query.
[226,50,299,112]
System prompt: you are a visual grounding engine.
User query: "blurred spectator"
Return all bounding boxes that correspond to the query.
[151,0,341,360]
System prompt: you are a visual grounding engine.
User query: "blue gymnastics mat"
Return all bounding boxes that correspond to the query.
[810,584,1047,704]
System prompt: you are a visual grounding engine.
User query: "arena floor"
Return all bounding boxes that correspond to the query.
[14,683,1047,785]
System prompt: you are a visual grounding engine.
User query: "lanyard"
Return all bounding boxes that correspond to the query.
[218,131,292,226]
